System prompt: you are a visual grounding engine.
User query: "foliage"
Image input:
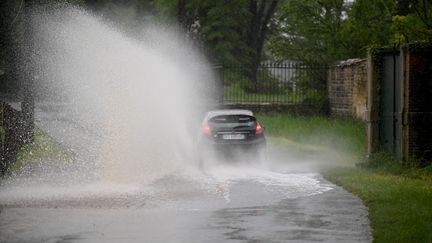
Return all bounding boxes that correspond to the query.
[270,0,349,64]
[8,128,73,174]
[154,0,278,66]
[84,0,157,24]
[270,0,396,63]
[392,0,432,43]
[292,66,327,90]
[79,0,429,66]
[343,0,396,56]
[358,149,432,178]
[199,0,251,63]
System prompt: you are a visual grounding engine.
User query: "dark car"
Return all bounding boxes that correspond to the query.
[197,109,266,165]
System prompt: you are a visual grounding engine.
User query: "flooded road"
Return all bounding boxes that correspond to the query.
[0,104,371,243]
[0,8,372,242]
[0,171,370,242]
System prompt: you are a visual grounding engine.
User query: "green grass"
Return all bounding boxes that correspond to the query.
[257,113,367,161]
[268,136,357,169]
[359,150,432,181]
[7,128,73,174]
[1,102,72,174]
[325,168,432,242]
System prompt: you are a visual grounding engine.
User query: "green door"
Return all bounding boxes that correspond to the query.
[379,53,402,159]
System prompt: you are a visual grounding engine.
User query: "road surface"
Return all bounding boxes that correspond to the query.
[0,103,371,242]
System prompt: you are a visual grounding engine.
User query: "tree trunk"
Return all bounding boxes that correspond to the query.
[244,0,278,92]
[178,0,187,29]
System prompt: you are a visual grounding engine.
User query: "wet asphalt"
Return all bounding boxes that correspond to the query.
[0,103,371,242]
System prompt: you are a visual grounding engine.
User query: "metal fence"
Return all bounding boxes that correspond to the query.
[221,62,328,105]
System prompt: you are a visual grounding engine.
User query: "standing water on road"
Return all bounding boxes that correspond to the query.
[0,5,332,208]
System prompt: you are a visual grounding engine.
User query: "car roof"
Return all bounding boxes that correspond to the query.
[205,109,254,120]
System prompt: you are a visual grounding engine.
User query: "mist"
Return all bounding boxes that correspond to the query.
[32,5,215,181]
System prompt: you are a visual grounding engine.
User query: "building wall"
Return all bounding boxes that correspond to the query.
[328,59,368,120]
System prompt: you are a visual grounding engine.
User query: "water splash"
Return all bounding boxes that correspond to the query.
[0,5,333,208]
[31,6,212,183]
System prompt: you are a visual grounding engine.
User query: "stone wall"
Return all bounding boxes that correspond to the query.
[328,59,368,120]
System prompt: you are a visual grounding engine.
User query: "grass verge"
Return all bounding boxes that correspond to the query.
[258,113,432,242]
[257,112,366,161]
[325,167,432,242]
[7,128,73,174]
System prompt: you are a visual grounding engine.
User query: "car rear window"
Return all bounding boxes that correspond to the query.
[209,115,256,124]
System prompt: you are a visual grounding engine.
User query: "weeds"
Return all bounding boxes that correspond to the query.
[358,150,432,181]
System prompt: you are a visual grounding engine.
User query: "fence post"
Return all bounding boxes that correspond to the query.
[212,64,224,105]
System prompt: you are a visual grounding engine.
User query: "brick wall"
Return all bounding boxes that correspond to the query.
[328,59,368,120]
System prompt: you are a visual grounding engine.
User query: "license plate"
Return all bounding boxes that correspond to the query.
[222,134,245,140]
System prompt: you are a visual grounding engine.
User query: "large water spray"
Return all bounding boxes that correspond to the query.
[0,5,332,207]
[31,6,214,183]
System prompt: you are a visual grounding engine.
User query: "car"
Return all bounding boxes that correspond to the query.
[197,109,266,166]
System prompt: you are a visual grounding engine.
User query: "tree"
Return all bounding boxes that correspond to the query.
[270,0,396,64]
[343,0,396,56]
[0,0,24,94]
[243,0,279,83]
[270,0,348,64]
[155,0,279,67]
[392,0,432,43]
[85,0,279,81]
[194,0,251,63]
[84,0,157,32]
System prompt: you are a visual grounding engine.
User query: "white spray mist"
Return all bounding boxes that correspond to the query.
[32,6,214,183]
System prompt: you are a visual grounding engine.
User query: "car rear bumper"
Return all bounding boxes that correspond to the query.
[199,134,266,146]
[197,135,266,157]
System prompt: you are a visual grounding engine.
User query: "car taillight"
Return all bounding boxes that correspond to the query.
[202,122,212,135]
[256,121,264,134]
